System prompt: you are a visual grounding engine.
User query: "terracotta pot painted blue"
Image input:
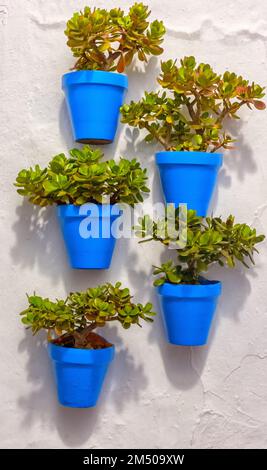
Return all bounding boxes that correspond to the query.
[157,280,222,346]
[48,343,115,408]
[57,204,121,269]
[155,151,223,216]
[62,70,128,144]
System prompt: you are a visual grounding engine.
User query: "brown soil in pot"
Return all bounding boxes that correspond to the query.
[52,330,113,350]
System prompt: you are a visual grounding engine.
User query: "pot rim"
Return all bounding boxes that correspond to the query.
[157,279,222,298]
[62,69,128,90]
[57,203,123,219]
[155,150,223,166]
[48,342,115,365]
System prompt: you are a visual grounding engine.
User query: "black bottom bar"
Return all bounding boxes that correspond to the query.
[0,449,266,467]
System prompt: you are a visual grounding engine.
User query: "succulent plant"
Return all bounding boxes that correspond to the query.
[121,56,266,152]
[20,282,156,349]
[65,3,165,72]
[135,209,265,284]
[14,145,149,206]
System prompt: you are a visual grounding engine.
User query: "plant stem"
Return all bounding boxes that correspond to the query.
[143,123,170,150]
[184,96,197,122]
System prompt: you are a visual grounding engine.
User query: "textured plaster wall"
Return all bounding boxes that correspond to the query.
[1,0,267,449]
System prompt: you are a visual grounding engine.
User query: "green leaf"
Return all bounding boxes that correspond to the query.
[154,277,165,286]
[19,282,157,347]
[14,145,150,206]
[43,181,58,193]
[122,56,264,152]
[144,208,265,284]
[65,5,165,72]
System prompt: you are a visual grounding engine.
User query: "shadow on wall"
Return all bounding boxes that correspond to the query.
[11,201,147,293]
[223,118,256,182]
[202,117,256,215]
[126,57,159,101]
[10,203,66,285]
[17,325,148,448]
[189,265,254,376]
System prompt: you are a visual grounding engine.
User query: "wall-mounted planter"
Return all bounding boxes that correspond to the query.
[62,70,128,144]
[155,151,223,216]
[48,343,115,408]
[57,204,121,269]
[157,280,222,346]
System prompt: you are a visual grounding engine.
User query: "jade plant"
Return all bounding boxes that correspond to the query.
[65,3,165,72]
[135,209,265,284]
[121,56,266,152]
[20,282,156,349]
[14,145,149,206]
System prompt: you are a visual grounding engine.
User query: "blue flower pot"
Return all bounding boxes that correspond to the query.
[48,343,115,408]
[157,280,222,346]
[62,70,128,144]
[155,151,223,216]
[57,204,122,269]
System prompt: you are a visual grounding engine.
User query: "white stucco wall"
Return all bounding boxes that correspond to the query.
[1,0,267,449]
